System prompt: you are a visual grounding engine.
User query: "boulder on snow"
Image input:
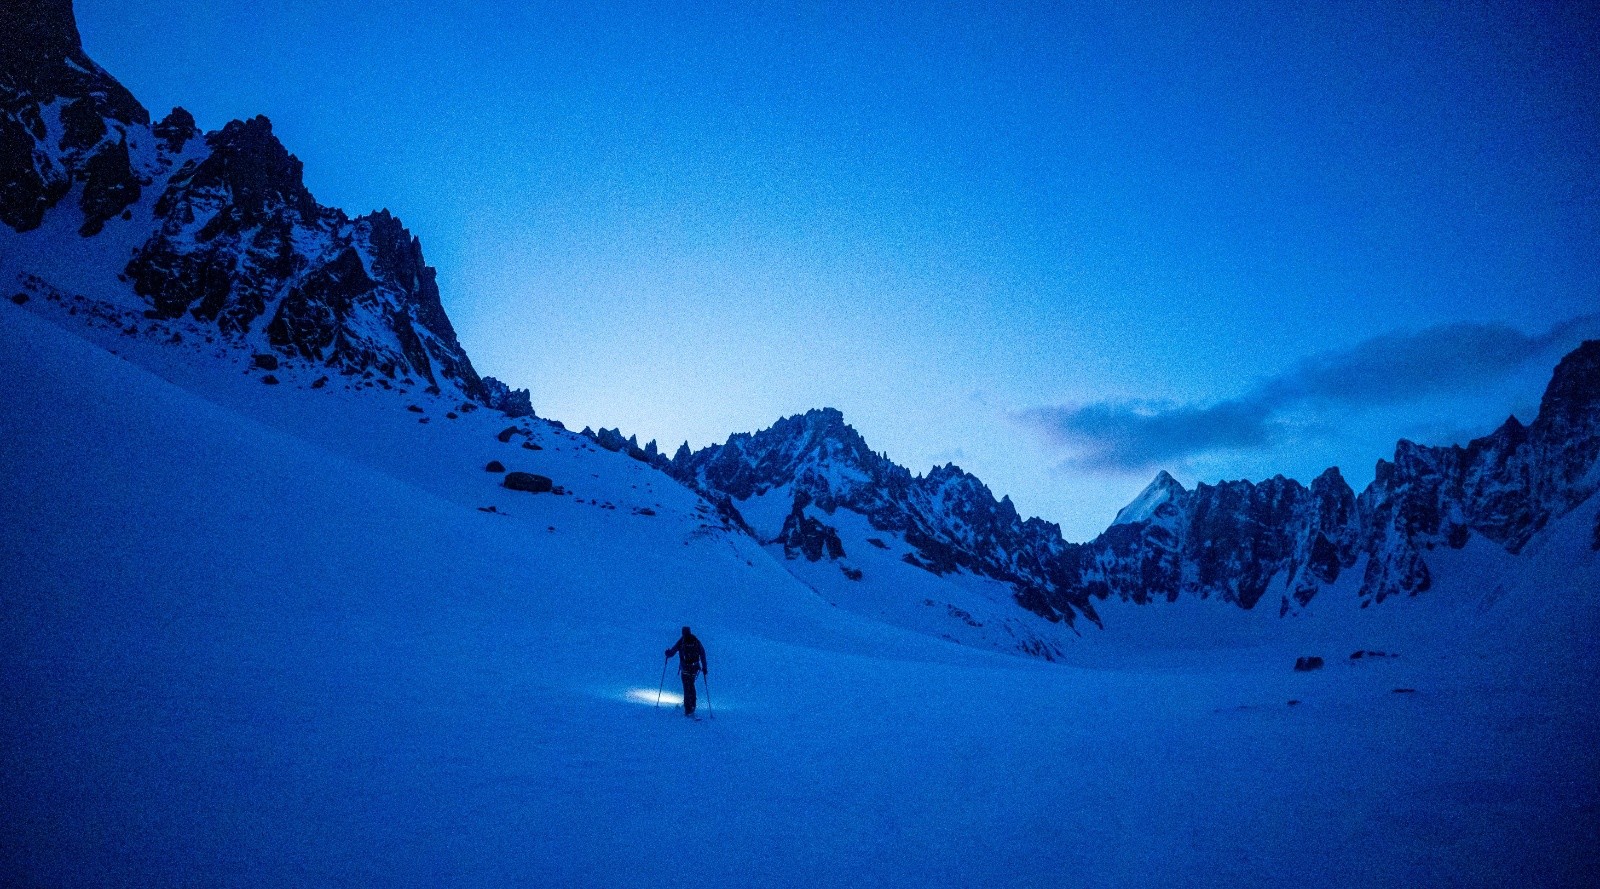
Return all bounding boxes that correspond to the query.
[252,353,279,370]
[485,460,505,473]
[10,293,28,305]
[503,472,554,494]
[310,376,329,389]
[1293,656,1325,672]
[497,425,521,443]
[260,374,279,385]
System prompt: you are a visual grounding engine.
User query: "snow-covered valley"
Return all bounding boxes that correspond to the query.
[4,293,1597,887]
[3,2,1598,884]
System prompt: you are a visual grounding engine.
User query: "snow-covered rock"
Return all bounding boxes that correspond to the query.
[2,6,487,402]
[482,375,534,417]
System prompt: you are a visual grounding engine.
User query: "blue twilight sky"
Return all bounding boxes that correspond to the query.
[77,0,1599,539]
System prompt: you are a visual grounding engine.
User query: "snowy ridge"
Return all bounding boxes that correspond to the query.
[676,351,1600,642]
[2,7,487,402]
[1053,341,1600,620]
[669,408,1098,657]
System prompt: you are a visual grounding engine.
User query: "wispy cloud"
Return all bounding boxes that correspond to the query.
[1022,313,1600,473]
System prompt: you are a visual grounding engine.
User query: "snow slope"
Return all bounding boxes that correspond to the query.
[4,298,1598,888]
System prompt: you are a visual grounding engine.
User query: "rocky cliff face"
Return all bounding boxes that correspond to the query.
[3,2,488,402]
[0,0,148,235]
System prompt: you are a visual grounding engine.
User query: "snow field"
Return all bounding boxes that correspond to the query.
[3,303,1597,887]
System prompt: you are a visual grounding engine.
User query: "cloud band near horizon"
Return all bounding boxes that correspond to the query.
[1024,313,1600,473]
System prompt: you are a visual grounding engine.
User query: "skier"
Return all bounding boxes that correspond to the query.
[664,626,708,718]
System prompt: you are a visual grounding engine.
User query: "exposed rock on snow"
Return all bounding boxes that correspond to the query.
[503,472,554,494]
[775,489,846,562]
[483,376,533,418]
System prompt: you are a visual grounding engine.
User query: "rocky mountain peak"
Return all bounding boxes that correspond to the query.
[482,377,534,418]
[1112,469,1188,526]
[783,407,874,458]
[188,116,318,226]
[3,0,492,402]
[670,407,885,502]
[152,107,199,152]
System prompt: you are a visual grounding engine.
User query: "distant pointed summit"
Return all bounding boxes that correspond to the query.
[1111,470,1187,526]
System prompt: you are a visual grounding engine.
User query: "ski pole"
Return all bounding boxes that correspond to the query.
[656,657,668,709]
[702,671,714,720]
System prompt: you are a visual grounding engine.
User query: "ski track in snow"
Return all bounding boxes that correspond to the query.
[2,300,1598,887]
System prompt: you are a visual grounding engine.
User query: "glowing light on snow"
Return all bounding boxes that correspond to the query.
[624,688,681,706]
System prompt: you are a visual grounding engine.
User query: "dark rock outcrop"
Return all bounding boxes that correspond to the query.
[1,0,148,232]
[1293,656,1324,672]
[775,489,846,562]
[583,426,671,469]
[503,472,554,494]
[151,107,197,152]
[483,376,533,418]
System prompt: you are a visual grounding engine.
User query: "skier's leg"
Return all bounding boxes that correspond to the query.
[681,672,697,715]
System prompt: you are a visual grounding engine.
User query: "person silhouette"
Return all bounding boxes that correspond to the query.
[664,626,707,717]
